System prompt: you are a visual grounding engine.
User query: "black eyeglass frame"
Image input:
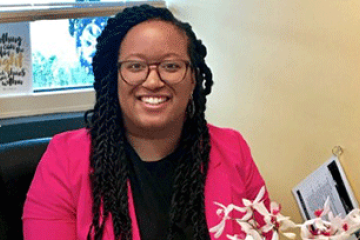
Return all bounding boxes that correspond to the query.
[117,59,192,86]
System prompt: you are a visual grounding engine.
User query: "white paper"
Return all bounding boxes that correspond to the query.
[0,22,32,96]
[292,156,358,220]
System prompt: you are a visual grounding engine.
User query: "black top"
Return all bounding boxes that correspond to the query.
[125,142,192,240]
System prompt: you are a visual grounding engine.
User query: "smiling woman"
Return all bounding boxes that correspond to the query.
[22,4,272,240]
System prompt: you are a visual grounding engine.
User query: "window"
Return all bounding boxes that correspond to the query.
[31,16,109,91]
[0,0,166,119]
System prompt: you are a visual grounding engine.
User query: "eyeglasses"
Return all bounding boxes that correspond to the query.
[118,60,191,86]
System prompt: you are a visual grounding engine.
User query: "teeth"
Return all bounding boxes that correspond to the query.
[141,97,167,105]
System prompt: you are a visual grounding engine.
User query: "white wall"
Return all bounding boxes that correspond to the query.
[167,0,360,224]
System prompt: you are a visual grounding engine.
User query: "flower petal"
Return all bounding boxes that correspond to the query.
[254,186,266,203]
[229,203,248,213]
[314,209,323,218]
[282,232,297,239]
[243,199,253,207]
[209,219,226,238]
[248,229,264,240]
[279,219,297,230]
[244,234,255,240]
[322,197,330,216]
[227,234,241,240]
[270,201,281,215]
[236,220,255,233]
[261,224,274,233]
[240,210,254,221]
[271,230,279,240]
[253,201,270,216]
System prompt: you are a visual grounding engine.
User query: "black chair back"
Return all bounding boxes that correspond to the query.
[0,138,51,240]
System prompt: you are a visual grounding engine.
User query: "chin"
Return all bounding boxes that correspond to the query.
[139,115,185,131]
[123,112,186,134]
[138,120,171,130]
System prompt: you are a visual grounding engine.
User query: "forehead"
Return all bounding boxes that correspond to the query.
[119,20,189,60]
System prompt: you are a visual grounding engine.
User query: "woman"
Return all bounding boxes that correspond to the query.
[23,4,270,240]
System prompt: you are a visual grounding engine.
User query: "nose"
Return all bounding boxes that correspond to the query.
[141,65,165,89]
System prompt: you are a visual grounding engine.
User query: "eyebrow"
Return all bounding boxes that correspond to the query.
[119,53,185,61]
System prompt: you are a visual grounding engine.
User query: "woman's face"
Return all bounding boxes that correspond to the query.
[118,20,195,133]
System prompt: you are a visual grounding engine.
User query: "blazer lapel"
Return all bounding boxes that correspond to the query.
[127,181,141,240]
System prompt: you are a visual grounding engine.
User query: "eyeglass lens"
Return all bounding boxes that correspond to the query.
[119,60,188,85]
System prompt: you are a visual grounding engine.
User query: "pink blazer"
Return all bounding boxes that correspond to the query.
[23,124,269,240]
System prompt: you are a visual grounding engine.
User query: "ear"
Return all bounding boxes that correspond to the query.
[190,68,197,92]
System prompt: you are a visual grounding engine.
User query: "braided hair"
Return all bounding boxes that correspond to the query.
[85,4,214,240]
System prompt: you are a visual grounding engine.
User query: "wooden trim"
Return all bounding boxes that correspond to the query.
[0,1,166,23]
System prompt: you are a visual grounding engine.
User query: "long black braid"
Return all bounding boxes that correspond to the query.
[85,4,214,240]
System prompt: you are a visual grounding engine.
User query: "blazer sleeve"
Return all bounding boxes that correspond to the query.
[235,131,273,239]
[22,136,76,240]
[235,132,269,202]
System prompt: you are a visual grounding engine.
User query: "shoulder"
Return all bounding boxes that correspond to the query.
[207,123,253,168]
[23,128,91,222]
[43,128,91,160]
[206,124,267,193]
[205,124,267,205]
[41,128,91,182]
[207,123,249,150]
[51,128,90,147]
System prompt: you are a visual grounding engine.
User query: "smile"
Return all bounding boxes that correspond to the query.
[140,96,168,105]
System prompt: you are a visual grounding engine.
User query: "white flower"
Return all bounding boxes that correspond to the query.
[209,202,248,238]
[226,234,243,240]
[344,209,360,234]
[243,186,266,210]
[210,187,360,240]
[235,220,263,240]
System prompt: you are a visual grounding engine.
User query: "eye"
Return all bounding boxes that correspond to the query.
[161,61,183,72]
[123,61,146,72]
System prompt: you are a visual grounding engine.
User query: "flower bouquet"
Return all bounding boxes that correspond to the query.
[210,186,360,240]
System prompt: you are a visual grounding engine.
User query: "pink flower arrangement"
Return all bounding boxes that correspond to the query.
[209,186,360,240]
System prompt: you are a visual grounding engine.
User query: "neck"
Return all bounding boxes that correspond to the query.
[125,124,183,162]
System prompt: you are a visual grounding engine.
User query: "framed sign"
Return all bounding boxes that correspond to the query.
[0,22,32,96]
